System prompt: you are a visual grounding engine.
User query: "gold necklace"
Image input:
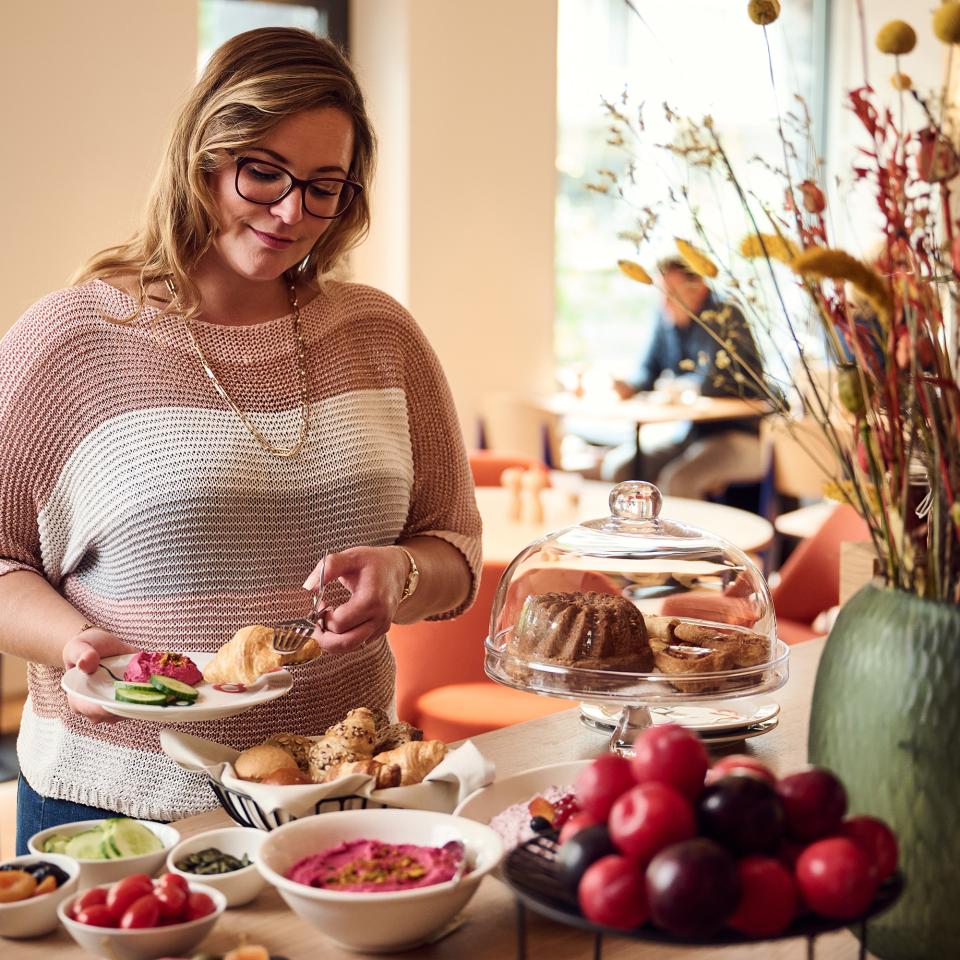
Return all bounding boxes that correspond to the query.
[165,275,311,459]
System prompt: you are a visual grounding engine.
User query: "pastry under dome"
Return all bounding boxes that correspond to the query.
[508,591,653,672]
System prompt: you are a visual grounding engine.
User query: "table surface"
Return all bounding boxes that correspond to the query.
[774,502,835,539]
[14,637,882,960]
[538,391,769,427]
[477,481,775,561]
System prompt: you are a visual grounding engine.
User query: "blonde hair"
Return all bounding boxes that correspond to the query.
[74,28,376,320]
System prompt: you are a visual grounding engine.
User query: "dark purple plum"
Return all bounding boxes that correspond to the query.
[696,774,784,854]
[645,838,740,938]
[776,768,847,842]
[558,823,617,894]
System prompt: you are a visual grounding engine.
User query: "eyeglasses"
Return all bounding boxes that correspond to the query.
[234,156,363,219]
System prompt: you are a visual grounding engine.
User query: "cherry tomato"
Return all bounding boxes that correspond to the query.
[706,754,776,786]
[120,893,161,930]
[74,904,116,928]
[577,855,648,930]
[631,724,708,800]
[840,815,898,883]
[154,882,188,922]
[69,885,107,919]
[184,890,217,922]
[156,872,190,896]
[795,837,877,920]
[728,855,797,937]
[106,874,154,922]
[608,782,696,864]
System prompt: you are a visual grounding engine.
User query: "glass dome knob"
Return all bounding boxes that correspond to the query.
[609,481,662,520]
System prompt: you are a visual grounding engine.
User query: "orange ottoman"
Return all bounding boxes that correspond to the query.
[415,682,573,742]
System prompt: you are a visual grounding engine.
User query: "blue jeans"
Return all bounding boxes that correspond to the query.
[15,775,125,855]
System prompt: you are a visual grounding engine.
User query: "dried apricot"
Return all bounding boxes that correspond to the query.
[0,869,37,903]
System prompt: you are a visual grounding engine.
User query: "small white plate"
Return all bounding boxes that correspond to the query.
[61,652,292,723]
[579,697,781,733]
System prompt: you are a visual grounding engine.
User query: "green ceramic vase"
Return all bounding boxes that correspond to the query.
[808,583,960,959]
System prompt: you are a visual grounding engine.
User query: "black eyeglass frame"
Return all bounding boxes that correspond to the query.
[234,156,363,220]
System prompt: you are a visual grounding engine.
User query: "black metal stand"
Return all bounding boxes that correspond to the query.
[513,896,875,959]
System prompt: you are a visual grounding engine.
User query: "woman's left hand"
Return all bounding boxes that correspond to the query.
[302,546,410,654]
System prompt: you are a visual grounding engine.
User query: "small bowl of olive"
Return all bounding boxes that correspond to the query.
[166,827,266,908]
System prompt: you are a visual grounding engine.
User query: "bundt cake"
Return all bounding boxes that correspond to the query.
[508,591,653,672]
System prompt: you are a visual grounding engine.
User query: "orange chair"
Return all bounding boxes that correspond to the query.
[468,449,546,487]
[770,503,871,643]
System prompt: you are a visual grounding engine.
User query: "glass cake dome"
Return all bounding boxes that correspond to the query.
[483,481,789,750]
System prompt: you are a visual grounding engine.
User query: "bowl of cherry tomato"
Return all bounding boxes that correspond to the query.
[57,872,225,960]
[0,853,79,938]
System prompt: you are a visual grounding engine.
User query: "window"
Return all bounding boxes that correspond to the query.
[555,0,825,384]
[198,0,348,75]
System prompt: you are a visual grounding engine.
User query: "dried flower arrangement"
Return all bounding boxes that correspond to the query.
[601,0,960,602]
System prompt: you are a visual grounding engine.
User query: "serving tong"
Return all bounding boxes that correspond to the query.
[271,555,331,654]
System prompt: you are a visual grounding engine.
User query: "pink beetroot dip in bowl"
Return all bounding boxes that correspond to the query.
[287,839,463,892]
[257,809,503,952]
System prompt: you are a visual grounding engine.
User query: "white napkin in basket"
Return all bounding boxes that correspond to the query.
[160,729,495,821]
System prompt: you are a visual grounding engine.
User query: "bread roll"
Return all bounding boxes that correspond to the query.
[235,744,298,782]
[325,707,377,756]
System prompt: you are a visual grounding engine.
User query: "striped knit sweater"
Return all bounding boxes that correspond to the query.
[0,279,481,820]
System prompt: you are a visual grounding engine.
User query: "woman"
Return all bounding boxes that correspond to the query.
[0,28,480,850]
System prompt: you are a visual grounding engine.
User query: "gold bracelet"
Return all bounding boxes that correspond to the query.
[77,622,99,634]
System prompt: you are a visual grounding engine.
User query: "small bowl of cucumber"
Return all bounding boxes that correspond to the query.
[28,818,179,888]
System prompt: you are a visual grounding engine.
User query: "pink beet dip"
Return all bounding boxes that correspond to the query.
[286,839,463,892]
[123,651,203,686]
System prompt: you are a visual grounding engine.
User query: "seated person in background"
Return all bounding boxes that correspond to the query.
[604,256,767,498]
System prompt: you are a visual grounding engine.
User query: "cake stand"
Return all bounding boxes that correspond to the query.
[485,631,789,754]
[484,481,789,754]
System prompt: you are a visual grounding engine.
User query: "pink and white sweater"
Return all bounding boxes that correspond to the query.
[0,279,481,820]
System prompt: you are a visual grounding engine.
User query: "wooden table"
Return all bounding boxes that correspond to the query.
[538,390,770,479]
[538,391,768,429]
[15,637,882,959]
[477,482,775,562]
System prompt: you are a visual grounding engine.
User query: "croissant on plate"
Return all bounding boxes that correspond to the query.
[203,625,322,686]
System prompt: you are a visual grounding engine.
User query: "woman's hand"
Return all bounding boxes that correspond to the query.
[303,546,410,654]
[63,628,139,724]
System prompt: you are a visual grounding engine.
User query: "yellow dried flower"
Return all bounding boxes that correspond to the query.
[675,238,719,278]
[891,72,912,91]
[875,20,917,55]
[823,480,881,516]
[790,247,894,328]
[739,232,799,263]
[747,0,780,26]
[933,2,960,44]
[618,260,654,284]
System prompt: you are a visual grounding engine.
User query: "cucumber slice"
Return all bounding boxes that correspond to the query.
[113,681,155,693]
[65,829,110,860]
[115,686,170,706]
[107,819,163,858]
[149,675,199,702]
[41,833,71,854]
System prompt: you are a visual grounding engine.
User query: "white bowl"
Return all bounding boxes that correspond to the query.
[257,808,504,952]
[166,827,267,908]
[58,880,225,960]
[0,853,80,938]
[29,819,179,888]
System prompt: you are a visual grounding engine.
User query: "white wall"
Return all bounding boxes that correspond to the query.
[0,0,198,333]
[351,0,558,439]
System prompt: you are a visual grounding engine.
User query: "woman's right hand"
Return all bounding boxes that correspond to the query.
[63,627,139,724]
